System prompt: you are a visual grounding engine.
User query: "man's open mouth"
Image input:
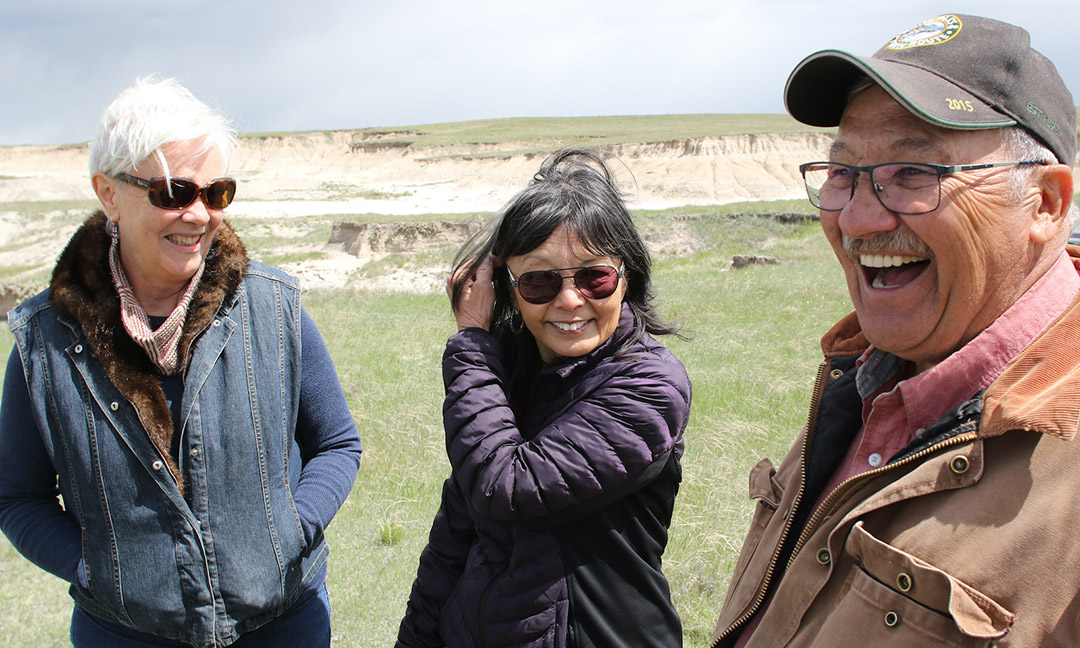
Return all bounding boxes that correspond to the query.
[860,254,931,289]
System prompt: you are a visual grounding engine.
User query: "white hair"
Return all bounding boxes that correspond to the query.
[1000,127,1079,230]
[89,76,238,178]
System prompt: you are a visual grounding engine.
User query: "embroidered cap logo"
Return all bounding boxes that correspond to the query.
[885,15,962,50]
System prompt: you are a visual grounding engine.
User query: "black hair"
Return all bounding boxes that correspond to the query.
[450,148,680,365]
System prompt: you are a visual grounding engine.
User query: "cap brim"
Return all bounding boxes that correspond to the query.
[784,49,1016,130]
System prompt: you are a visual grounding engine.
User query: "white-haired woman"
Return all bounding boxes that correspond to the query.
[0,78,362,647]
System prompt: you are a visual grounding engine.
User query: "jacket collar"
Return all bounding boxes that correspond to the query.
[48,211,248,491]
[818,250,1080,441]
[981,252,1080,440]
[543,302,636,381]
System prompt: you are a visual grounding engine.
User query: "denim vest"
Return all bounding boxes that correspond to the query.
[9,262,321,647]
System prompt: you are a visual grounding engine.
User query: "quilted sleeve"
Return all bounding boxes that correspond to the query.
[395,477,477,647]
[442,328,690,526]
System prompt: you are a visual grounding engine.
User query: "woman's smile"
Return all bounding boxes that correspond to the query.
[165,232,203,248]
[507,223,627,365]
[550,319,591,332]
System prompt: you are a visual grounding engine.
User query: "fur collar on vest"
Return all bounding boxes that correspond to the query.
[49,211,248,493]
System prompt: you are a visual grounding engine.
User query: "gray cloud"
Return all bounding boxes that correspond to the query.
[2,0,1077,145]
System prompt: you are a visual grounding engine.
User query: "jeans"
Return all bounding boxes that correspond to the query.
[70,585,331,647]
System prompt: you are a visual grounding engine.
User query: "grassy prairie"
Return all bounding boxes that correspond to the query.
[0,208,851,646]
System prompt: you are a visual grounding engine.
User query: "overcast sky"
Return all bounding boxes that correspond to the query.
[2,1,1078,146]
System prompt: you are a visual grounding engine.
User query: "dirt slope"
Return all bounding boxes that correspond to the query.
[0,131,833,214]
[0,130,832,301]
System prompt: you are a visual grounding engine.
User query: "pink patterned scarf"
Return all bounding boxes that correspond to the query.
[108,235,205,375]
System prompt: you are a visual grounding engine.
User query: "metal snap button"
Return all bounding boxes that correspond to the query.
[74,344,83,353]
[109,402,119,411]
[212,319,221,327]
[896,572,913,592]
[884,611,901,628]
[190,447,200,458]
[151,460,164,471]
[816,548,831,565]
[950,455,971,475]
[829,368,844,380]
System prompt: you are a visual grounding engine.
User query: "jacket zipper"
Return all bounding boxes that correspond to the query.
[711,361,981,647]
[709,362,828,648]
[784,429,978,571]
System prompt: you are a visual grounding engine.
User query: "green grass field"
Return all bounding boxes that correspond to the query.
[0,207,852,646]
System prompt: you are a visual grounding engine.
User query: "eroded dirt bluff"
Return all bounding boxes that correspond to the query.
[0,130,829,297]
[233,131,837,214]
[0,130,835,212]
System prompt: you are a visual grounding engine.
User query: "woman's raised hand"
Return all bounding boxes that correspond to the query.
[448,255,498,332]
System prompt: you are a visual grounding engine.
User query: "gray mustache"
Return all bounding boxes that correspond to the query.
[842,231,932,259]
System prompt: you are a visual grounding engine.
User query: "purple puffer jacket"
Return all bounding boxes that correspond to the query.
[396,304,691,648]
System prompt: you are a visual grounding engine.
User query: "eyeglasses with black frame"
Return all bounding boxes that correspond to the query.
[506,265,624,305]
[798,160,1046,215]
[114,173,237,211]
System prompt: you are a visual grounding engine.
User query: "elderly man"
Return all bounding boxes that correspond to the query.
[711,14,1079,647]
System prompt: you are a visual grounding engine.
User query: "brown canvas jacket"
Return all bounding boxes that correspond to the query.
[711,252,1080,647]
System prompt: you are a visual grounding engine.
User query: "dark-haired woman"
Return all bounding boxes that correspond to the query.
[396,149,692,648]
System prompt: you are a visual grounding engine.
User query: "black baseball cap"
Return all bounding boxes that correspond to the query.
[785,14,1076,166]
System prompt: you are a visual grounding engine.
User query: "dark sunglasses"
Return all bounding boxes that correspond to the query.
[114,173,237,210]
[507,264,624,304]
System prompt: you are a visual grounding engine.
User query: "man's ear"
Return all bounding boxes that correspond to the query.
[1029,163,1073,244]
